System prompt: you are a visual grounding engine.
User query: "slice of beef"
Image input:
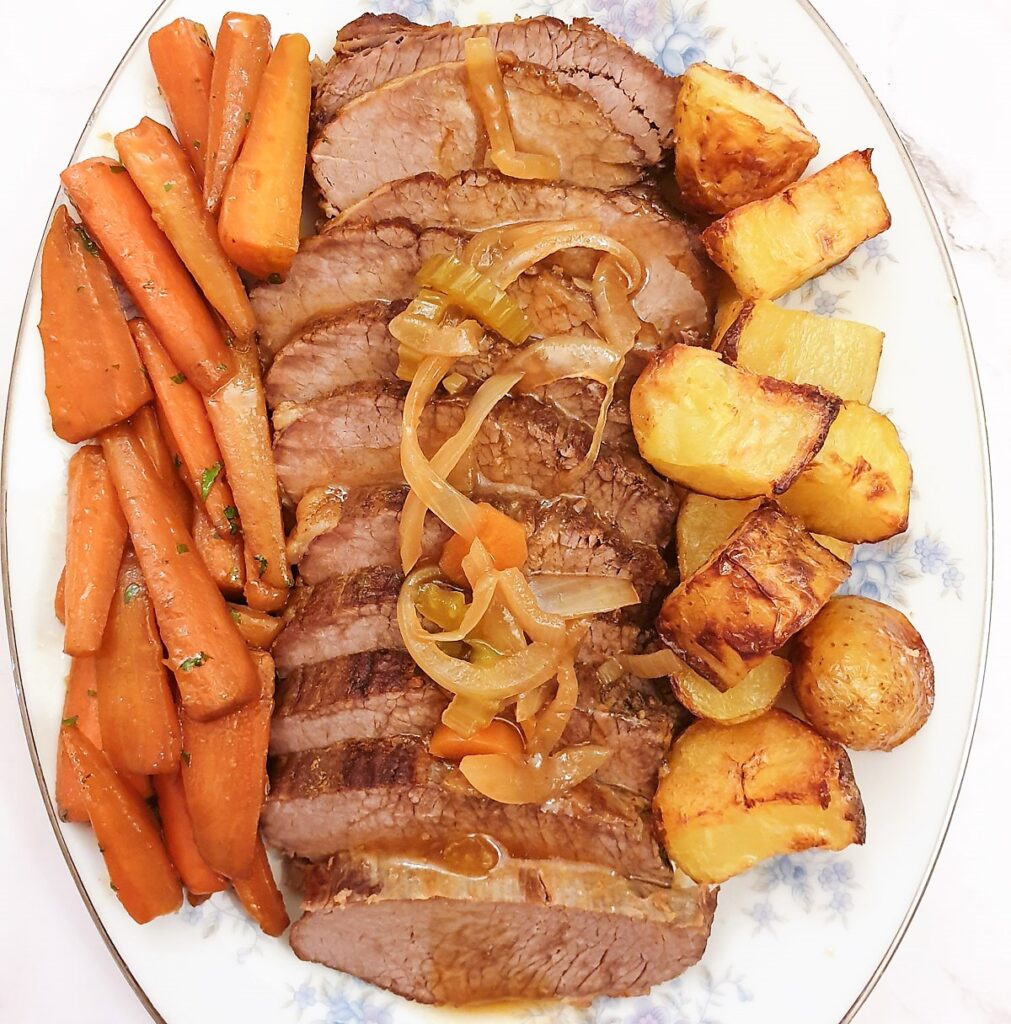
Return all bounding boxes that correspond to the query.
[273,383,679,545]
[315,16,680,163]
[338,171,714,343]
[273,564,652,675]
[311,55,644,214]
[270,650,681,797]
[262,736,670,881]
[294,485,669,597]
[291,850,716,1003]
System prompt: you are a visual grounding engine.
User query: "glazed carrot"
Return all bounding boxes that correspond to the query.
[148,18,214,180]
[226,603,282,649]
[218,34,311,280]
[188,891,212,907]
[181,651,274,878]
[204,13,272,216]
[116,118,256,340]
[54,568,66,626]
[56,657,101,823]
[39,207,153,442]
[132,404,193,528]
[439,504,528,585]
[429,720,525,760]
[63,446,128,656]
[100,422,259,721]
[130,320,237,538]
[96,549,181,776]
[232,834,289,936]
[62,725,183,923]
[152,770,227,896]
[205,333,291,610]
[60,158,235,394]
[193,499,245,597]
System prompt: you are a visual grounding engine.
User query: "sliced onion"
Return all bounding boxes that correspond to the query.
[496,567,569,646]
[619,648,681,678]
[508,334,624,391]
[526,574,640,618]
[400,368,522,571]
[442,692,503,738]
[526,657,579,755]
[515,684,548,724]
[459,746,612,804]
[592,254,642,352]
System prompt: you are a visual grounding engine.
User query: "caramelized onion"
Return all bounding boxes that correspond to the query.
[619,648,681,678]
[526,574,639,618]
[459,747,612,804]
[592,254,642,351]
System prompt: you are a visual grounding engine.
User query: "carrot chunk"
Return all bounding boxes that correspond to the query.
[204,13,272,216]
[39,207,153,442]
[152,769,227,896]
[96,549,181,776]
[232,834,289,935]
[218,34,311,280]
[63,446,128,656]
[100,422,259,721]
[439,503,529,585]
[147,18,214,180]
[226,603,282,649]
[129,319,237,538]
[193,499,245,597]
[116,118,256,340]
[205,332,291,610]
[131,403,193,528]
[180,651,274,878]
[429,720,525,760]
[62,725,183,923]
[54,567,67,626]
[60,158,235,394]
[56,657,101,823]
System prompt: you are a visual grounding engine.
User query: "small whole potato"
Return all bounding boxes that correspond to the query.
[791,596,934,750]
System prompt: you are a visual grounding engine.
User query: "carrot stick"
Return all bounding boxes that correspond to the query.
[56,657,101,823]
[218,34,311,280]
[148,18,214,180]
[60,158,235,394]
[152,770,227,896]
[54,567,66,626]
[181,650,274,878]
[129,320,237,538]
[231,834,289,935]
[131,403,193,528]
[115,118,256,340]
[205,333,291,609]
[429,720,524,760]
[39,207,153,442]
[100,422,259,721]
[62,725,183,923]
[193,499,245,597]
[63,446,128,656]
[96,549,181,776]
[204,13,272,216]
[439,504,528,585]
[226,603,282,649]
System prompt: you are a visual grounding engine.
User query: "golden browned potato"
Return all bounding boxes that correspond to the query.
[676,492,852,580]
[631,345,840,499]
[659,502,850,688]
[779,402,912,543]
[701,150,892,299]
[654,709,866,884]
[673,62,820,216]
[716,300,883,403]
[791,596,934,750]
[711,275,744,346]
[669,653,790,725]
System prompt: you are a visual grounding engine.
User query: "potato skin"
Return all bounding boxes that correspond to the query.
[791,596,934,750]
[660,502,850,688]
[674,62,819,216]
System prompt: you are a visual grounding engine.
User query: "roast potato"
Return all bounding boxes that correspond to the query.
[669,653,790,725]
[673,62,820,216]
[716,299,883,403]
[701,149,892,299]
[660,502,850,688]
[630,344,840,499]
[654,709,866,884]
[791,596,934,750]
[676,492,852,580]
[779,402,912,543]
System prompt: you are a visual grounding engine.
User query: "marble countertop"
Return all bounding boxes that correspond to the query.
[1,1,1009,1021]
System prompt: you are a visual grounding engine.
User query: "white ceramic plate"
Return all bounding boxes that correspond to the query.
[4,1,991,1022]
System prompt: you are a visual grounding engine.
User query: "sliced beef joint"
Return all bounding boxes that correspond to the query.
[311,56,644,214]
[291,850,716,1003]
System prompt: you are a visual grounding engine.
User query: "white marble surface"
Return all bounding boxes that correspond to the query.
[1,1,1009,1022]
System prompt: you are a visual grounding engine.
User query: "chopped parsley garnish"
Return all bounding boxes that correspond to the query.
[123,582,142,604]
[267,272,282,284]
[229,608,242,624]
[142,280,156,291]
[61,716,78,727]
[200,461,223,501]
[181,750,192,766]
[228,567,241,584]
[86,689,97,698]
[170,371,186,384]
[109,163,126,174]
[254,555,268,578]
[243,111,252,125]
[176,543,189,555]
[216,362,228,372]
[178,653,208,672]
[173,454,182,469]
[74,224,99,256]
[163,181,175,192]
